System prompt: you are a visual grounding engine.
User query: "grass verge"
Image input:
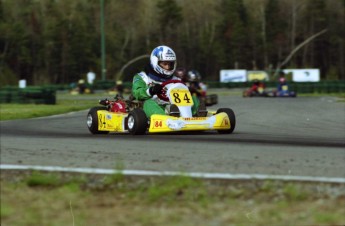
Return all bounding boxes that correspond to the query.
[0,93,109,121]
[1,170,345,226]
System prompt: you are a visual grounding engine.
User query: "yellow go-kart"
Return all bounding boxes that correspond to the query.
[86,80,235,135]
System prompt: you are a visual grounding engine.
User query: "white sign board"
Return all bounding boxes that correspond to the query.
[283,69,320,82]
[220,70,247,82]
[19,79,26,88]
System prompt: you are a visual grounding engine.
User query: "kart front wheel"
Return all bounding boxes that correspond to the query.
[87,107,109,134]
[216,108,236,134]
[127,108,148,135]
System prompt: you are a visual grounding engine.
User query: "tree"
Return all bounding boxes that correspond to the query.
[218,0,251,69]
[156,0,183,45]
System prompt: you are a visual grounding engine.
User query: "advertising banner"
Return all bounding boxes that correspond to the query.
[246,71,269,81]
[283,69,320,82]
[220,70,247,82]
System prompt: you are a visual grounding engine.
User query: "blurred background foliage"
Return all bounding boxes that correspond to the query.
[0,0,344,86]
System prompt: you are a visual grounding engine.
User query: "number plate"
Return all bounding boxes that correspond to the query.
[169,89,194,106]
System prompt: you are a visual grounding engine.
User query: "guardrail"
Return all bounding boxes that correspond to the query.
[0,86,56,104]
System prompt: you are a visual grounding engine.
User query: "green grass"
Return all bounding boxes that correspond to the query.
[0,93,110,121]
[1,171,345,226]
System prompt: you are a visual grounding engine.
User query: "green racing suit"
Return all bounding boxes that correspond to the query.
[132,72,200,118]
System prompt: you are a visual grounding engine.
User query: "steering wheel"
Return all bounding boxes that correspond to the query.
[157,79,185,102]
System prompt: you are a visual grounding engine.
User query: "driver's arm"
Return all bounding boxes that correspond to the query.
[132,74,151,101]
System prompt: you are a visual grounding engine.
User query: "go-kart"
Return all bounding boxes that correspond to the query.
[187,84,218,106]
[272,85,297,97]
[204,94,218,106]
[242,87,269,97]
[86,80,235,135]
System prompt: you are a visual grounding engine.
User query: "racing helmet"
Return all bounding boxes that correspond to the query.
[279,77,286,84]
[150,45,177,79]
[175,67,187,81]
[187,70,201,82]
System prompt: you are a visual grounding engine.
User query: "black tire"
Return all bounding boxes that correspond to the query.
[86,107,109,134]
[210,94,218,104]
[127,108,148,135]
[216,108,236,134]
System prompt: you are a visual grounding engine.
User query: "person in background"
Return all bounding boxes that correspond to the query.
[77,79,86,94]
[175,68,207,97]
[175,67,188,83]
[186,70,207,97]
[131,45,206,118]
[243,79,267,97]
[87,69,96,85]
[115,80,124,97]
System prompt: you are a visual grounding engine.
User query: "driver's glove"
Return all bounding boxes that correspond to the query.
[149,84,162,96]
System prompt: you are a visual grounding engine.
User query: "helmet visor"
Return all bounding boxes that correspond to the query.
[158,61,175,71]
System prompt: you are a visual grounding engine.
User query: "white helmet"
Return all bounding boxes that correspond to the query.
[187,70,201,82]
[150,45,177,79]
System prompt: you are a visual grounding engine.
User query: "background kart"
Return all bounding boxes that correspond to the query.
[242,88,270,97]
[272,88,297,97]
[87,81,235,135]
[243,88,297,98]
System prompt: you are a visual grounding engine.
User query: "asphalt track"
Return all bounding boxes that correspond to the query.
[1,95,345,179]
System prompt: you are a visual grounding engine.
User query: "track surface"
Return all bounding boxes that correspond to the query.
[1,95,344,178]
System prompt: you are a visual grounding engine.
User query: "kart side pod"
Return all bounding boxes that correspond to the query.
[87,107,236,135]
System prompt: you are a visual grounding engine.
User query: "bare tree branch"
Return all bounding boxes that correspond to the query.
[115,54,150,81]
[274,28,328,77]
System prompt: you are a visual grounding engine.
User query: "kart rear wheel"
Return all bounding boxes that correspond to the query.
[216,108,236,134]
[127,108,148,135]
[206,94,218,106]
[87,107,109,134]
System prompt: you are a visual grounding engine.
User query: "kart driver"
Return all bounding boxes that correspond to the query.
[132,45,206,118]
[249,79,266,94]
[175,68,207,97]
[186,70,207,97]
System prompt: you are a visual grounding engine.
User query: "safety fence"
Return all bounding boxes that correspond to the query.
[0,87,56,104]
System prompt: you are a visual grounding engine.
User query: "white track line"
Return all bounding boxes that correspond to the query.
[1,164,345,183]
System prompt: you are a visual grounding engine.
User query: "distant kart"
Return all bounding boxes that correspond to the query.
[242,87,269,97]
[269,84,297,97]
[87,80,235,135]
[203,93,218,106]
[273,89,297,98]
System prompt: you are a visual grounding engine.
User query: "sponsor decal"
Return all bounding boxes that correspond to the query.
[166,49,175,57]
[183,117,207,121]
[106,123,114,128]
